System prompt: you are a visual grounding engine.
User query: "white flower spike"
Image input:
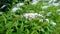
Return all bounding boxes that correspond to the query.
[12,7,20,12]
[32,0,38,5]
[16,3,24,7]
[41,6,49,9]
[23,13,43,20]
[51,22,56,27]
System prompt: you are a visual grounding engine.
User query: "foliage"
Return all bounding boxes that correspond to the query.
[0,0,60,34]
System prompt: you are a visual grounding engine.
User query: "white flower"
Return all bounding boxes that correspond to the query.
[46,12,52,16]
[38,14,43,17]
[1,5,6,9]
[23,13,43,20]
[41,6,49,9]
[12,7,20,12]
[52,3,60,6]
[51,22,56,26]
[31,0,38,5]
[23,13,37,18]
[48,0,57,3]
[48,0,53,3]
[45,19,49,23]
[0,12,3,15]
[16,3,24,7]
[39,19,43,22]
[53,0,57,2]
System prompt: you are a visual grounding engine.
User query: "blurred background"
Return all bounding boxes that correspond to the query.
[0,0,60,34]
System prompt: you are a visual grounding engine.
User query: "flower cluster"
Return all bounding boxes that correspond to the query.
[16,3,24,7]
[23,13,56,27]
[12,7,20,12]
[11,2,24,12]
[31,0,39,5]
[23,13,43,20]
[41,6,50,9]
[51,21,56,27]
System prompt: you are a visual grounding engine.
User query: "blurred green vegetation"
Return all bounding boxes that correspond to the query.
[0,0,60,34]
